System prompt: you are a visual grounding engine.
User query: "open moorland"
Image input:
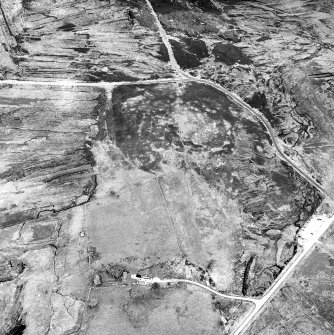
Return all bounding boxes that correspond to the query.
[0,1,333,335]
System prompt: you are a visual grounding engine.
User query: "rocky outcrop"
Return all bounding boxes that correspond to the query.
[0,84,101,227]
[0,0,172,81]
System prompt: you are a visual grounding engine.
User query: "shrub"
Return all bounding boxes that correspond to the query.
[105,263,126,280]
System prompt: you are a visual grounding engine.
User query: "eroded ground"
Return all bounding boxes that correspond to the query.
[0,0,172,81]
[148,0,334,196]
[246,222,334,335]
[0,1,333,335]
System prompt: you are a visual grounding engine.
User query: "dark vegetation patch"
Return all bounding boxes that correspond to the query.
[188,0,221,14]
[7,322,26,335]
[150,0,186,14]
[156,43,169,62]
[170,40,199,69]
[256,35,271,42]
[105,263,127,281]
[151,0,220,14]
[180,82,235,118]
[2,211,35,229]
[170,38,208,69]
[252,154,265,165]
[12,35,29,55]
[245,91,267,112]
[109,84,176,171]
[242,255,254,295]
[245,92,278,126]
[73,47,90,53]
[212,43,252,65]
[110,82,241,171]
[271,164,297,193]
[88,246,101,263]
[116,0,143,9]
[243,119,265,135]
[183,37,209,58]
[57,23,76,32]
[22,0,32,10]
[216,0,248,4]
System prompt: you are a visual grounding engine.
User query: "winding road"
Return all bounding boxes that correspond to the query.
[145,0,330,200]
[143,1,334,334]
[135,212,334,334]
[0,74,330,200]
[139,276,260,305]
[187,76,330,199]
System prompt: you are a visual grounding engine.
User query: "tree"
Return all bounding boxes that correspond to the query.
[105,263,126,280]
[151,282,160,290]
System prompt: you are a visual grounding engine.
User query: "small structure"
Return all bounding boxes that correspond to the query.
[93,273,102,286]
[130,274,162,285]
[122,271,128,282]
